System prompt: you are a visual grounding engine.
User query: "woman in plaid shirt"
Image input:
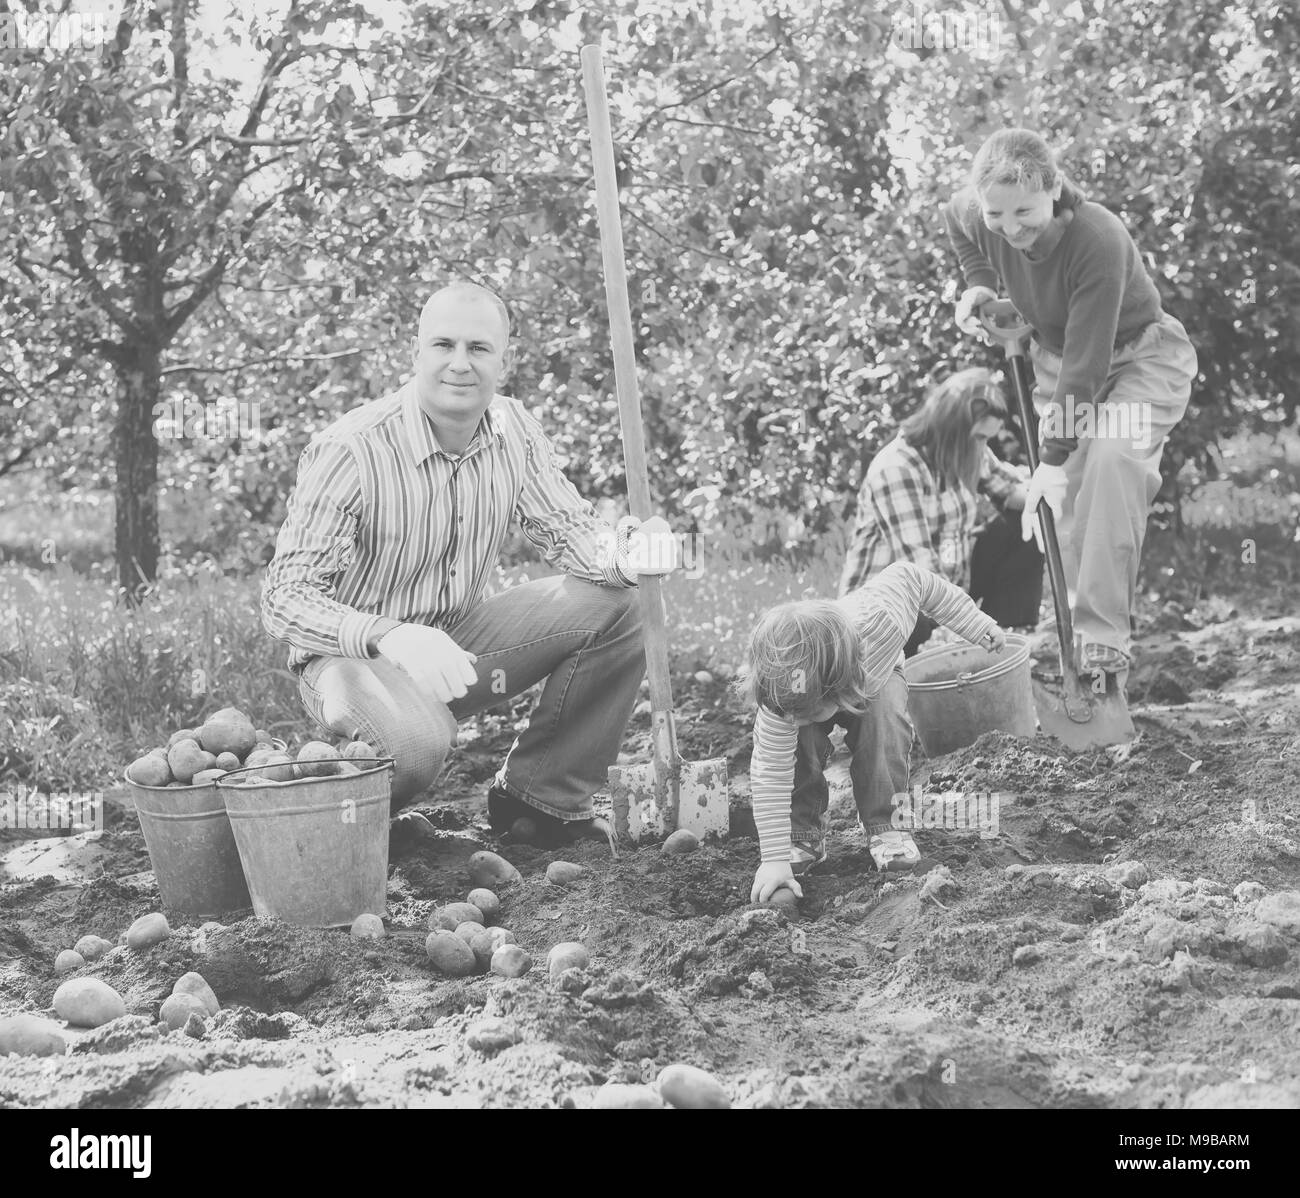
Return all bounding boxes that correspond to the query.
[840,368,1042,653]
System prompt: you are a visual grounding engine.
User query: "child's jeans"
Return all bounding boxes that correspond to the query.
[790,666,913,845]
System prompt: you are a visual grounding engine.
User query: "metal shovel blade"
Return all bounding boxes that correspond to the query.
[1031,668,1136,751]
[609,755,728,842]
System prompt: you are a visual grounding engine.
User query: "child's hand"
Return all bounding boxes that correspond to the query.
[751,861,804,904]
[979,627,1007,653]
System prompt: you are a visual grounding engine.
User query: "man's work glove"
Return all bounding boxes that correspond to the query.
[1020,462,1069,553]
[955,285,999,339]
[751,860,803,904]
[377,625,478,703]
[620,515,681,576]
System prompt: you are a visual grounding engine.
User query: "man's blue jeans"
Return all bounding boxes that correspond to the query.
[296,575,645,820]
[790,666,913,844]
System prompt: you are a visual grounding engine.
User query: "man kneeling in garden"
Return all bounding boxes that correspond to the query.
[261,281,674,846]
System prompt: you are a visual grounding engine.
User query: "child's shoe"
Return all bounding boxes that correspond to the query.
[868,829,921,872]
[789,840,827,876]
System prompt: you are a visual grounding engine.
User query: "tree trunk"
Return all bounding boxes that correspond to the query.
[112,344,162,603]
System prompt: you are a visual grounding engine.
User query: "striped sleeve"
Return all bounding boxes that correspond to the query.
[260,437,390,659]
[847,562,1001,693]
[749,705,799,864]
[514,412,634,588]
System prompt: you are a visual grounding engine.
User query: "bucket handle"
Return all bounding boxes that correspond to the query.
[956,671,976,687]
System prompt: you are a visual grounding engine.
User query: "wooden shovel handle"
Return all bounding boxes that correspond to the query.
[580,44,676,724]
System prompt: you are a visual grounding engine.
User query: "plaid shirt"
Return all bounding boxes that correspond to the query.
[262,381,634,673]
[839,436,1023,595]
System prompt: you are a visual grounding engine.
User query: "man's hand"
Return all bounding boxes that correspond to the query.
[955,285,999,339]
[751,861,804,904]
[621,515,681,576]
[376,624,478,704]
[1020,462,1069,553]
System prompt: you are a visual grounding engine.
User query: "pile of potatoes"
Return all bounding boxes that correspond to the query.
[126,705,380,788]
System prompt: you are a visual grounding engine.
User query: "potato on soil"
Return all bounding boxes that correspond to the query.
[350,914,385,940]
[454,920,484,945]
[468,850,522,888]
[295,741,342,778]
[54,949,84,975]
[125,912,170,950]
[74,935,113,962]
[547,941,589,978]
[592,1083,665,1109]
[53,978,126,1028]
[159,992,208,1031]
[657,1063,731,1109]
[490,943,532,978]
[167,741,216,785]
[662,829,700,855]
[172,971,220,1016]
[425,931,476,976]
[469,926,516,971]
[466,888,500,922]
[546,860,583,885]
[0,1013,66,1057]
[127,753,171,787]
[427,902,484,932]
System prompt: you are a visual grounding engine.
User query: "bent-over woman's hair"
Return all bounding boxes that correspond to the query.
[733,600,871,722]
[901,367,1007,493]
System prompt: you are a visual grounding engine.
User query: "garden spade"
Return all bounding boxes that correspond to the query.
[979,299,1136,750]
[581,44,728,842]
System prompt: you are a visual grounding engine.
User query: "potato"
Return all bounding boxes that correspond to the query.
[454,920,484,946]
[546,860,583,886]
[466,888,500,923]
[214,752,241,772]
[53,977,127,1028]
[350,914,385,940]
[490,944,532,978]
[253,729,273,746]
[762,888,799,915]
[425,931,476,976]
[197,708,257,758]
[73,935,113,962]
[336,761,362,775]
[243,748,274,769]
[662,829,700,855]
[191,769,225,787]
[172,971,220,1016]
[469,926,516,971]
[295,741,341,778]
[54,949,84,975]
[127,753,171,788]
[167,741,216,785]
[547,941,589,979]
[259,753,296,782]
[657,1063,730,1109]
[467,850,522,888]
[592,1083,665,1109]
[125,912,171,950]
[427,903,484,932]
[167,728,199,748]
[341,740,376,760]
[0,1013,66,1057]
[159,992,208,1031]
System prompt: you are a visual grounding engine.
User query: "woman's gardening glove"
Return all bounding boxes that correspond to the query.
[955,285,999,339]
[1020,462,1069,552]
[618,515,681,576]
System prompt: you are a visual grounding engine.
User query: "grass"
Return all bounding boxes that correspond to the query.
[1,428,1296,793]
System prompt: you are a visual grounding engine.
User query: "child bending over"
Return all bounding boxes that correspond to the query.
[736,561,1005,904]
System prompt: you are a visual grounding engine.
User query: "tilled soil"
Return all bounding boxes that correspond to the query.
[2,615,1298,1108]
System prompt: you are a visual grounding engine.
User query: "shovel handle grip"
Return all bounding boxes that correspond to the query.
[978,297,1032,355]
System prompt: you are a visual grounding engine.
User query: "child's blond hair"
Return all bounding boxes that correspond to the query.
[734,600,871,721]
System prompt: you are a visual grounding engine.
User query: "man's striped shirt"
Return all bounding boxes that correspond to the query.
[261,381,633,672]
[750,562,999,864]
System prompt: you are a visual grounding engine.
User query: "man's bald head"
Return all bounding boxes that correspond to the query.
[418,282,511,344]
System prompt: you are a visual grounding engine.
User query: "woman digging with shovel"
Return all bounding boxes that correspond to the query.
[945,128,1198,688]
